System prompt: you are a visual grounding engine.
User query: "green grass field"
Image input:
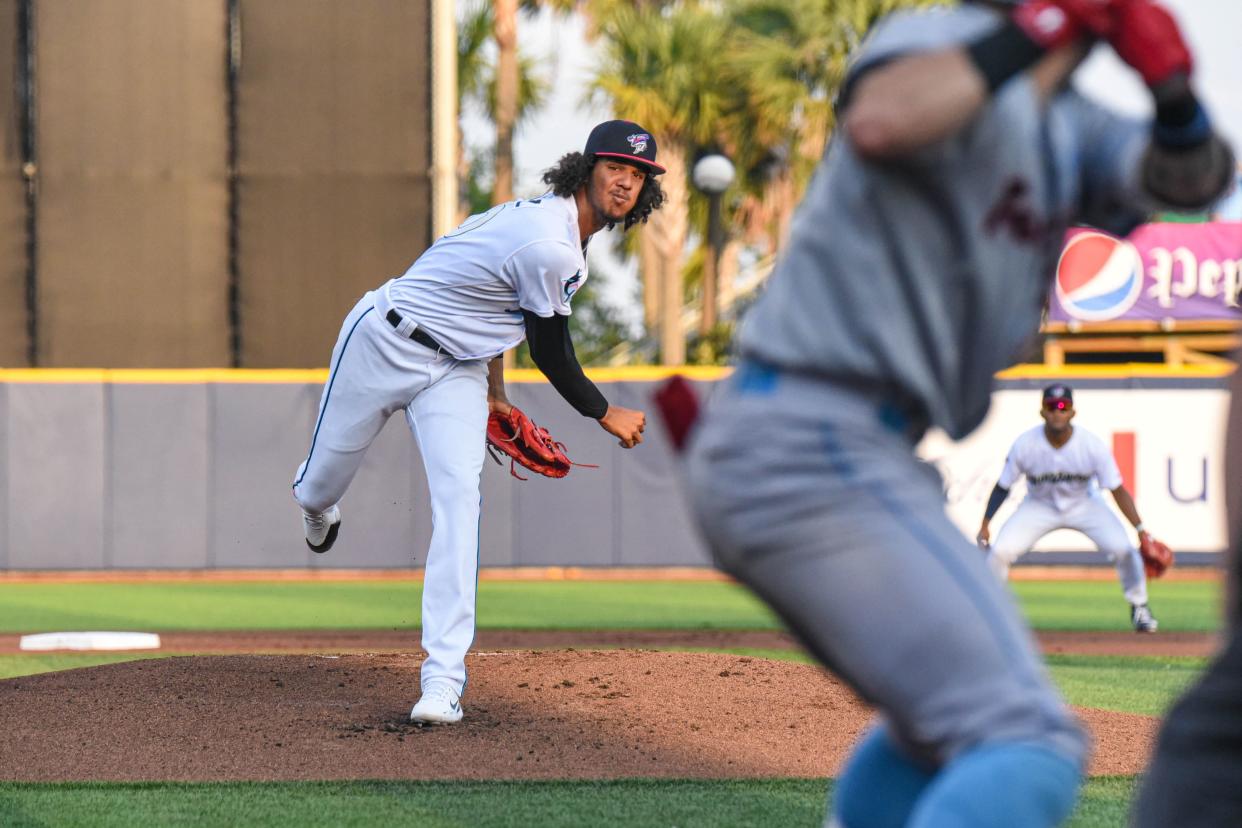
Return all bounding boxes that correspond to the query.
[0,578,1223,826]
[0,577,1221,632]
[0,777,1139,827]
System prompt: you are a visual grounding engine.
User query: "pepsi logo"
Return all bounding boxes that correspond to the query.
[1055,231,1144,321]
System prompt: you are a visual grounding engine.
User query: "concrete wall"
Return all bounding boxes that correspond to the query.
[0,373,713,570]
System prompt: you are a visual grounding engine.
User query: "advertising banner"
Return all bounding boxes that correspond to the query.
[1049,222,1242,323]
[919,387,1230,554]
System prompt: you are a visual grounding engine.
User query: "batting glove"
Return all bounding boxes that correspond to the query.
[1107,0,1194,88]
[1011,1,1090,49]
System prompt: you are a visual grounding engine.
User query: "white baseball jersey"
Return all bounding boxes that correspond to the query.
[998,425,1123,512]
[385,193,588,359]
[295,194,592,700]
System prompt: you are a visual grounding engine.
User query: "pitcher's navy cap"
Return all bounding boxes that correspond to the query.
[584,120,666,174]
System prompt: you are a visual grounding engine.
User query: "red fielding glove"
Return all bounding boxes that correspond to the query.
[1108,0,1193,88]
[1139,533,1175,578]
[485,406,597,480]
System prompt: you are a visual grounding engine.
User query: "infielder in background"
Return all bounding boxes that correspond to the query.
[685,1,1232,826]
[1133,353,1242,825]
[292,120,663,724]
[977,384,1159,633]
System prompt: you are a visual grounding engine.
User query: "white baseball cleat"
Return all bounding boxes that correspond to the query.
[302,504,341,553]
[1131,603,1159,633]
[409,682,464,725]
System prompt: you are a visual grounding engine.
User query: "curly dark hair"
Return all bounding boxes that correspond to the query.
[541,152,666,231]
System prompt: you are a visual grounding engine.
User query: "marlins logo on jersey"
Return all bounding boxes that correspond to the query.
[562,269,584,301]
[1055,231,1145,321]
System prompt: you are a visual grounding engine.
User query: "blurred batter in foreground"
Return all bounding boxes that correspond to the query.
[1133,358,1242,823]
[686,1,1233,826]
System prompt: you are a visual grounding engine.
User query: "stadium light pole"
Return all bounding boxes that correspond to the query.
[692,153,735,336]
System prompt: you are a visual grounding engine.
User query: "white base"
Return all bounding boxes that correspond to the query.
[18,632,162,651]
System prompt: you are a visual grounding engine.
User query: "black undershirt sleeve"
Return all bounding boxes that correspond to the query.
[984,484,1010,521]
[522,310,609,419]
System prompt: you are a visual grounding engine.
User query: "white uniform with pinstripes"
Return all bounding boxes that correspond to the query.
[292,194,589,697]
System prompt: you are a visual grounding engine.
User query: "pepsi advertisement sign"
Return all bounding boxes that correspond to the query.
[1049,223,1242,322]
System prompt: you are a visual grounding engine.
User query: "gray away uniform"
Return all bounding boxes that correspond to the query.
[689,5,1155,772]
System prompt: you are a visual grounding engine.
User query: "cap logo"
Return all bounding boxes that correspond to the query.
[626,133,650,154]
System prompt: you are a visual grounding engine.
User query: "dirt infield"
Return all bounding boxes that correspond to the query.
[0,564,1217,784]
[0,649,1158,782]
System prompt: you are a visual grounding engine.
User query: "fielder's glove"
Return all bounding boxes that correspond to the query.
[485,406,596,480]
[1138,533,1175,579]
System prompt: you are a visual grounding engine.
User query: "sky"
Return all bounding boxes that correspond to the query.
[464,1,1242,320]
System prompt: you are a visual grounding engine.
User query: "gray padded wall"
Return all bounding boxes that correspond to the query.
[315,415,428,569]
[0,384,6,566]
[506,384,617,566]
[0,378,716,570]
[611,380,708,565]
[5,383,106,567]
[109,385,210,567]
[211,383,318,567]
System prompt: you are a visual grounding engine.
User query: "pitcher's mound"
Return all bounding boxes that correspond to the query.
[0,650,1154,781]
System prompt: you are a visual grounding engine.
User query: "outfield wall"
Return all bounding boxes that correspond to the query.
[0,367,1231,570]
[923,377,1231,556]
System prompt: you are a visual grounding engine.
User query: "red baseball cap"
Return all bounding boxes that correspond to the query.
[584,120,666,175]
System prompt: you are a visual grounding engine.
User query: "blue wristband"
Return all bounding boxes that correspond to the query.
[1154,95,1211,149]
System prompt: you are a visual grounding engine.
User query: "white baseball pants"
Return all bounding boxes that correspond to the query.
[293,291,489,696]
[987,497,1148,605]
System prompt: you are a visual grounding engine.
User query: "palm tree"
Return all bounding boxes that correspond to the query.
[457,3,493,219]
[493,0,520,204]
[490,0,584,207]
[458,1,550,218]
[570,0,937,363]
[725,0,937,250]
[590,2,733,365]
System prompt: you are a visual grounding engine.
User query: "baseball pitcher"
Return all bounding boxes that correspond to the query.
[686,1,1233,826]
[977,384,1159,632]
[292,120,663,724]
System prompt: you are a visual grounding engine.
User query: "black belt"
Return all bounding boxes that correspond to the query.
[385,308,444,353]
